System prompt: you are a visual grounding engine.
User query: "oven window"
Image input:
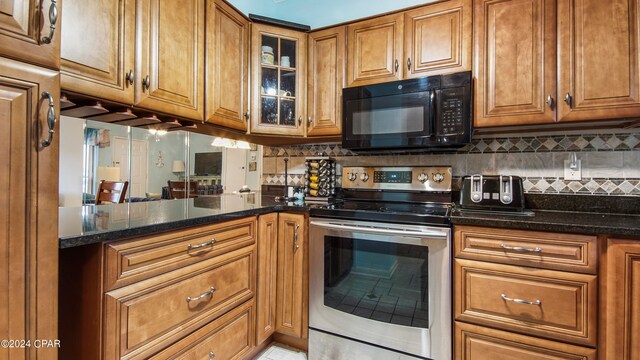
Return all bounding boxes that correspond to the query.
[324,236,429,328]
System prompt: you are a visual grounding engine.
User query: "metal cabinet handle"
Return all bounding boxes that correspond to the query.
[186,287,216,303]
[407,58,412,71]
[142,75,150,90]
[187,239,216,251]
[41,0,58,44]
[500,243,542,253]
[394,59,399,73]
[307,116,312,125]
[209,352,215,360]
[501,293,541,306]
[564,92,572,107]
[546,95,554,108]
[298,115,302,126]
[293,223,300,252]
[125,69,134,86]
[41,91,56,147]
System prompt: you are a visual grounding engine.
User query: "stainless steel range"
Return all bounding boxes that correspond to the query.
[308,166,453,360]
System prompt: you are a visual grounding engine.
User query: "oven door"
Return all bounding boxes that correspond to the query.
[309,218,451,360]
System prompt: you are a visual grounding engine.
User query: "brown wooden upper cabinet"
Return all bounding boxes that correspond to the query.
[347,13,404,87]
[475,0,640,127]
[404,0,472,79]
[307,26,345,137]
[205,0,249,131]
[558,0,640,122]
[61,0,136,105]
[474,0,557,127]
[250,23,307,136]
[135,0,204,120]
[346,0,472,87]
[0,0,61,70]
[61,0,205,120]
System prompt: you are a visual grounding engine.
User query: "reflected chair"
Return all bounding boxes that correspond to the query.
[167,181,198,199]
[95,180,129,205]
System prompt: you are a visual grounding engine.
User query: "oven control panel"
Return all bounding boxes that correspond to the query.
[342,166,452,192]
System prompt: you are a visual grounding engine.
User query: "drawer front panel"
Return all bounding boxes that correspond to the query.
[454,225,597,274]
[106,217,256,290]
[150,300,255,360]
[455,259,597,346]
[104,246,255,359]
[455,322,596,360]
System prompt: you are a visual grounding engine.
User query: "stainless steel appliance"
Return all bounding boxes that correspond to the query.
[342,71,472,151]
[308,166,453,360]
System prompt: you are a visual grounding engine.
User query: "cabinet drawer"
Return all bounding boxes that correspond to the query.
[104,246,256,360]
[454,226,597,274]
[149,300,255,359]
[105,217,256,290]
[454,259,597,347]
[455,322,596,360]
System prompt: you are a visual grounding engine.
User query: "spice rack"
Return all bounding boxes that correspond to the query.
[304,156,336,203]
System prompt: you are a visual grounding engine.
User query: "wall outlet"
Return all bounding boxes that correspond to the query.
[564,159,582,180]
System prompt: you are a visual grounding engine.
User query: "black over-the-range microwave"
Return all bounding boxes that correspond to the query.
[342,71,473,151]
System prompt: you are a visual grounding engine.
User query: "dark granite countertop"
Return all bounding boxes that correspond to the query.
[59,193,307,249]
[450,194,640,238]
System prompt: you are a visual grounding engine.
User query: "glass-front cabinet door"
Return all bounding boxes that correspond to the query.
[251,23,307,135]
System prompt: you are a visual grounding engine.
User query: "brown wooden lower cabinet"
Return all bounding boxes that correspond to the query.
[276,212,308,339]
[455,322,596,360]
[149,299,255,360]
[600,237,640,360]
[256,213,278,345]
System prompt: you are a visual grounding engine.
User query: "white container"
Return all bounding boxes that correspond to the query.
[280,56,290,67]
[261,45,273,53]
[261,51,274,65]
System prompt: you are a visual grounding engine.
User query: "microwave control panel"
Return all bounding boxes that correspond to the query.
[437,87,466,135]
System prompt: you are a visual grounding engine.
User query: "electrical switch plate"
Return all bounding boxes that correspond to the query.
[564,160,582,180]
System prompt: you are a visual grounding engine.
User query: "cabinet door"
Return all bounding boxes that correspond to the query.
[474,0,557,127]
[205,0,249,131]
[256,213,278,345]
[136,0,204,120]
[276,213,307,338]
[558,0,640,122]
[0,58,59,359]
[404,0,472,78]
[307,26,345,137]
[250,23,307,136]
[601,238,640,360]
[61,0,135,104]
[346,13,403,87]
[0,0,60,69]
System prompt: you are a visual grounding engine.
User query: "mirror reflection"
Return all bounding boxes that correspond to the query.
[58,116,262,207]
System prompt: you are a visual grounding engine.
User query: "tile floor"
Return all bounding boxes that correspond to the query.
[255,343,307,360]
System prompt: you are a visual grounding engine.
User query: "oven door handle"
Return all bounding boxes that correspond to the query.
[310,221,448,239]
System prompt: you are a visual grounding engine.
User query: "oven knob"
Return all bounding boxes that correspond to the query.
[472,194,481,201]
[417,173,429,183]
[347,172,357,182]
[359,173,369,182]
[432,172,446,183]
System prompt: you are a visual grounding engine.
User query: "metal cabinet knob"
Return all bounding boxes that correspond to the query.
[142,75,150,90]
[307,116,312,125]
[125,69,134,86]
[407,58,412,71]
[564,92,572,107]
[394,59,399,73]
[546,95,554,108]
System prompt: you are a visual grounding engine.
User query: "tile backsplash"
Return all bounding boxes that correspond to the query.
[262,132,640,196]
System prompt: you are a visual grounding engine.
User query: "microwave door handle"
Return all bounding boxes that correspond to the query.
[429,90,437,136]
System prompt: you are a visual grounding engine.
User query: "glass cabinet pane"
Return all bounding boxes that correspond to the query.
[261,97,277,124]
[280,99,296,126]
[261,35,278,66]
[280,38,296,68]
[280,70,296,97]
[261,67,277,96]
